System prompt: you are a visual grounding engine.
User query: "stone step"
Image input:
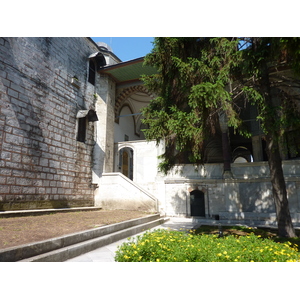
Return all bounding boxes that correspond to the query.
[19,217,169,262]
[0,213,167,262]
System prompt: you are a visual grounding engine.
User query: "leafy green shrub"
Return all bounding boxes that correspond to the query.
[114,229,300,262]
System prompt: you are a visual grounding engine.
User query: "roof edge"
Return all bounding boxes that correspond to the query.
[99,57,145,72]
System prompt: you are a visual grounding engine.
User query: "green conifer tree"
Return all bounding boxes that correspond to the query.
[142,37,300,237]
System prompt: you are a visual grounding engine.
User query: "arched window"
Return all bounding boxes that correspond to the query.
[88,52,106,85]
[232,146,253,163]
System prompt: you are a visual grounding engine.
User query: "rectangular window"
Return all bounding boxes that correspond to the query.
[88,60,96,85]
[77,117,87,142]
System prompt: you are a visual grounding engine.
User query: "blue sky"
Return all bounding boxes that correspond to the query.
[91,37,154,62]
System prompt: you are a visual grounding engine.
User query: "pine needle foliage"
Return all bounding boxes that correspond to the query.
[142,38,246,174]
[141,37,300,237]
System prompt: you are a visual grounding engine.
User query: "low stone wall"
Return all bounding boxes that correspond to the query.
[94,173,158,213]
[160,162,300,223]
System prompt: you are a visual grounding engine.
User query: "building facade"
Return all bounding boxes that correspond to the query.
[0,37,120,210]
[1,37,300,225]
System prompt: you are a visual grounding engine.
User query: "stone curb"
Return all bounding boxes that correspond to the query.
[0,207,102,218]
[0,213,163,262]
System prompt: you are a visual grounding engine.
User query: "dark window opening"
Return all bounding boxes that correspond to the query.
[190,190,205,217]
[87,109,98,122]
[77,117,87,142]
[286,130,300,159]
[88,60,96,85]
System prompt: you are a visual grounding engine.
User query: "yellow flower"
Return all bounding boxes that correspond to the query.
[217,253,222,256]
[156,259,160,262]
[223,251,227,255]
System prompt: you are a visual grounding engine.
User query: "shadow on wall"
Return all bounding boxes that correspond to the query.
[236,180,298,215]
[0,38,61,208]
[167,164,224,180]
[167,189,188,217]
[241,182,275,213]
[2,39,49,168]
[92,142,105,179]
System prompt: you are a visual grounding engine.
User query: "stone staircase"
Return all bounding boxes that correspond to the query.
[0,213,168,262]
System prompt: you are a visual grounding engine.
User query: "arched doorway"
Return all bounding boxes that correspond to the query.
[190,190,205,217]
[119,147,133,180]
[122,150,129,177]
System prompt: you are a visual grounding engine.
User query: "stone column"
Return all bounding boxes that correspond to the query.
[219,112,232,178]
[251,135,263,161]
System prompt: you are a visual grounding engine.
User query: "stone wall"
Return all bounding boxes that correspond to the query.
[120,142,300,222]
[0,37,102,210]
[162,162,300,223]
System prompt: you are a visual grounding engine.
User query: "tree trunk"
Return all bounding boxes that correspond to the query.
[259,57,296,238]
[265,133,296,237]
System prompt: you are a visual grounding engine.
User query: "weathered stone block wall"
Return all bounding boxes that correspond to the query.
[0,37,101,210]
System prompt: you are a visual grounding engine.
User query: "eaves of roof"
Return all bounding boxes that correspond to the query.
[98,57,157,85]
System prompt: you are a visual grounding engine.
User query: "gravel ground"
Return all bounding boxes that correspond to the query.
[0,209,149,249]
